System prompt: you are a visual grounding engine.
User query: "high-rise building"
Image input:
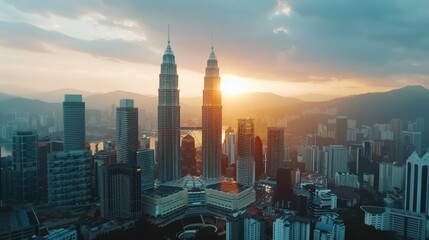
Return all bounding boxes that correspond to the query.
[137,149,155,191]
[244,213,265,240]
[47,150,91,205]
[116,99,139,165]
[378,162,405,193]
[180,134,197,176]
[404,152,429,215]
[236,118,255,187]
[273,212,311,240]
[335,116,348,145]
[223,127,237,165]
[276,167,294,207]
[298,145,320,173]
[157,34,180,182]
[313,213,345,240]
[38,137,63,202]
[320,145,349,183]
[12,131,38,203]
[63,94,85,151]
[401,131,422,155]
[254,136,263,181]
[391,118,403,142]
[99,164,141,220]
[266,127,285,177]
[202,46,222,179]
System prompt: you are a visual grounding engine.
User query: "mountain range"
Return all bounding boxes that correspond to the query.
[1,85,428,137]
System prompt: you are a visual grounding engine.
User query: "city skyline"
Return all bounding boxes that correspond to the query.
[1,1,429,100]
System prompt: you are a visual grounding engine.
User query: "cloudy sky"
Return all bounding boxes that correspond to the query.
[0,0,428,99]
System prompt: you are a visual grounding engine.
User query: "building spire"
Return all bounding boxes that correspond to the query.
[211,32,213,50]
[208,32,217,61]
[168,24,170,45]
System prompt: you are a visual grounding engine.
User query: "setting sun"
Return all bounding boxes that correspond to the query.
[221,74,249,95]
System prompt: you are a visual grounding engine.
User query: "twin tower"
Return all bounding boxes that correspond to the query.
[157,37,222,182]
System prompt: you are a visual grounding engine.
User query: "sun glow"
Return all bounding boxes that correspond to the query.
[221,74,249,95]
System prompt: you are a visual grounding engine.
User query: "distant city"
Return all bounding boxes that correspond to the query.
[1,31,429,240]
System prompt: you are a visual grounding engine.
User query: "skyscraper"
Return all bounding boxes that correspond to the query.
[202,46,222,179]
[320,145,349,183]
[116,99,139,164]
[13,131,38,203]
[254,136,263,181]
[137,149,155,191]
[266,127,285,177]
[99,164,142,219]
[237,118,255,187]
[157,33,180,182]
[63,94,85,151]
[404,152,429,215]
[223,127,237,165]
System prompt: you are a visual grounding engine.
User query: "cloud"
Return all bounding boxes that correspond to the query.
[1,0,429,87]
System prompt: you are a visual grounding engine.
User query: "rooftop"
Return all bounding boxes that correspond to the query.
[206,181,247,194]
[143,186,185,198]
[360,205,386,215]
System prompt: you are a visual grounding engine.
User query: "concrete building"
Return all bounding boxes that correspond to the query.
[99,164,142,220]
[401,131,422,155]
[63,94,85,151]
[313,213,345,240]
[116,99,138,164]
[273,212,311,240]
[334,172,359,189]
[141,186,188,218]
[361,205,428,240]
[137,149,155,191]
[236,118,255,187]
[47,150,91,205]
[205,181,256,212]
[308,188,337,217]
[202,46,222,179]
[157,35,181,182]
[335,116,348,145]
[298,145,320,173]
[404,152,429,215]
[320,145,349,183]
[12,131,38,203]
[266,127,285,177]
[378,162,405,193]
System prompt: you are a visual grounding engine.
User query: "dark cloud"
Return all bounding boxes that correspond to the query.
[1,0,429,86]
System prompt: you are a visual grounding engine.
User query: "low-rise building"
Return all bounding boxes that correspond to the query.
[141,186,188,218]
[205,182,256,212]
[80,219,135,240]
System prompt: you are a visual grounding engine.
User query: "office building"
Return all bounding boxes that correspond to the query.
[202,46,222,179]
[137,149,155,191]
[181,134,197,176]
[266,127,285,177]
[313,213,345,240]
[391,118,403,142]
[99,164,141,220]
[223,127,237,165]
[157,34,180,182]
[404,152,429,215]
[12,131,38,203]
[63,94,85,151]
[116,99,139,164]
[276,167,294,207]
[308,188,337,217]
[273,212,311,240]
[236,118,255,187]
[378,162,405,193]
[48,150,91,205]
[254,136,263,181]
[37,137,63,201]
[205,181,256,212]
